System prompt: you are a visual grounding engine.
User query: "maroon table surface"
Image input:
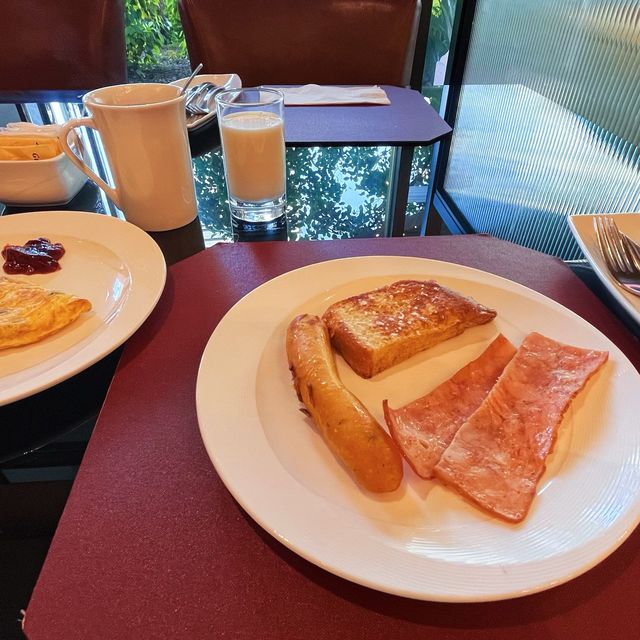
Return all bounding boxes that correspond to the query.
[24,236,640,639]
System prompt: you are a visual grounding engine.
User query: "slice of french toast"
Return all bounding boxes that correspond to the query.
[322,280,497,378]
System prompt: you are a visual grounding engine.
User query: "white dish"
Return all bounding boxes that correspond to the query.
[0,151,86,206]
[196,256,640,602]
[0,211,166,405]
[170,73,242,132]
[568,213,640,325]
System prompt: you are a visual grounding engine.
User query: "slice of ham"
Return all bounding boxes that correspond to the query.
[383,334,517,479]
[433,332,608,523]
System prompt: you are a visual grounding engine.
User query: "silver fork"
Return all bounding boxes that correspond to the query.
[185,82,216,115]
[186,84,221,116]
[594,216,640,296]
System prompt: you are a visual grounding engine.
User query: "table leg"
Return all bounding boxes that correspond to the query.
[15,103,28,123]
[421,139,444,236]
[386,145,414,237]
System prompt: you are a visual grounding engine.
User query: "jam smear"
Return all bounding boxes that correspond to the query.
[2,237,66,275]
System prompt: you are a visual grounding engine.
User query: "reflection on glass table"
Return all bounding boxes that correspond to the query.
[194,145,433,243]
[2,96,440,244]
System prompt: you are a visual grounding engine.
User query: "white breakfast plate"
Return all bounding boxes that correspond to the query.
[568,213,640,325]
[170,73,242,132]
[195,256,640,602]
[0,210,166,405]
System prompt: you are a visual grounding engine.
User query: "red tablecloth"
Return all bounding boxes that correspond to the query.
[24,236,640,639]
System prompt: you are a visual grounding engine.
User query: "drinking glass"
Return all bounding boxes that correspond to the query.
[215,87,286,225]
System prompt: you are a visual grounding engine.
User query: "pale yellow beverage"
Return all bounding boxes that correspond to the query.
[220,111,285,202]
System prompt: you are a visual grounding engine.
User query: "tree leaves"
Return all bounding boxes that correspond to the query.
[125,0,187,70]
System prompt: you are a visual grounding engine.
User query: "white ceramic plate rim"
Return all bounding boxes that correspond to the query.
[196,256,640,602]
[0,210,166,405]
[568,213,640,325]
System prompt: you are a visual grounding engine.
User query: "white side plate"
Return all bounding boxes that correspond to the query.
[0,211,166,405]
[568,213,640,325]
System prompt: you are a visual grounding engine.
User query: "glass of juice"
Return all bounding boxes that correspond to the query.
[215,87,286,227]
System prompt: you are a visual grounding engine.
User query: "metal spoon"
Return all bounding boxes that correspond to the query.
[178,63,203,96]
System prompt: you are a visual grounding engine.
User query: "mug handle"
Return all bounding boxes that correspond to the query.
[58,117,122,209]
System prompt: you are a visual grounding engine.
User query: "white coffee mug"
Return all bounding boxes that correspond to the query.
[59,83,198,231]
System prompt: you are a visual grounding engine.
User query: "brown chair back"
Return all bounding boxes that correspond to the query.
[0,0,127,90]
[178,0,424,87]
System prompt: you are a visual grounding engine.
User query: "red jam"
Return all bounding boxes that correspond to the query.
[2,237,66,275]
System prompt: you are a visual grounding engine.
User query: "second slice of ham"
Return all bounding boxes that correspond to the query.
[383,334,517,478]
[433,332,608,523]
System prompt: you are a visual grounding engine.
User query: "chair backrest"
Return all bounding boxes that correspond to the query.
[0,0,127,90]
[178,0,426,88]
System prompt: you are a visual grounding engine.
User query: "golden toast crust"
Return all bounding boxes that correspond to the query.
[322,280,496,378]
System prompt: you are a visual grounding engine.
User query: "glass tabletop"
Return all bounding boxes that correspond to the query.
[4,144,402,244]
[1,93,444,245]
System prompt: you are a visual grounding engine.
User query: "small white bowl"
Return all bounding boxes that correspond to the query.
[170,73,242,131]
[0,151,87,206]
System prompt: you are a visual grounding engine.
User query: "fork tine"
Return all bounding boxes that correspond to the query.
[594,217,607,260]
[594,217,619,273]
[600,218,622,269]
[184,83,213,116]
[604,216,640,274]
[593,216,640,297]
[627,236,640,271]
[186,103,206,116]
[621,233,640,272]
[602,216,630,271]
[615,222,640,271]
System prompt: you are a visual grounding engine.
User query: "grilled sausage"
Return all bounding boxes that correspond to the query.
[286,314,403,492]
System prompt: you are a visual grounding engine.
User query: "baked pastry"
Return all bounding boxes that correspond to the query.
[322,279,497,378]
[0,277,92,349]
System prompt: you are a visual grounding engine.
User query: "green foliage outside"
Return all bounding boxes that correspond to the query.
[423,0,456,111]
[125,0,186,70]
[427,1,456,86]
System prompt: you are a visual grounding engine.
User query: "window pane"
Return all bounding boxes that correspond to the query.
[442,0,640,258]
[405,0,459,236]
